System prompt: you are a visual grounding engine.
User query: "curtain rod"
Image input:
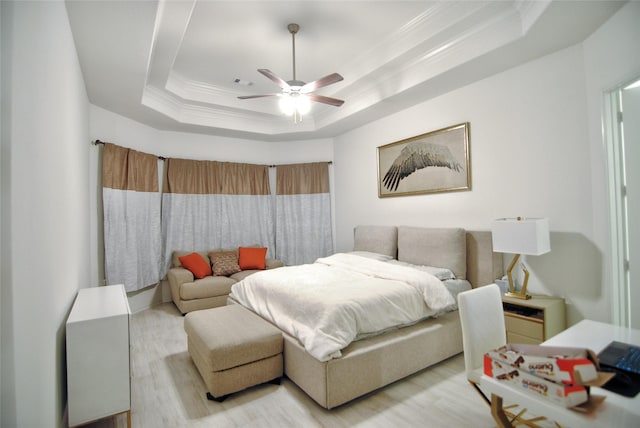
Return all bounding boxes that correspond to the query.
[92,140,166,161]
[269,162,332,167]
[93,140,332,166]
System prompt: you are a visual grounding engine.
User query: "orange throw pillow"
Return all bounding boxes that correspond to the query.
[238,247,267,270]
[178,252,212,279]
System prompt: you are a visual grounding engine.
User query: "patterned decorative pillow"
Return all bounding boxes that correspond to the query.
[210,251,241,276]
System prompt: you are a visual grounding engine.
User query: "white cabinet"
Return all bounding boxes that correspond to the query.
[66,284,131,427]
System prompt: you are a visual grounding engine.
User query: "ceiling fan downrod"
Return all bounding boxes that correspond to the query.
[288,23,301,86]
[236,21,345,120]
[286,23,306,124]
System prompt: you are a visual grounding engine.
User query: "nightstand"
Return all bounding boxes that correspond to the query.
[502,294,566,344]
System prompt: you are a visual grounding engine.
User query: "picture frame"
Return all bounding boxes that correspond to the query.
[377,122,471,198]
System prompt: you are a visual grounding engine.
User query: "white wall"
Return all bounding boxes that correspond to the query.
[0,1,90,427]
[0,3,5,423]
[89,105,334,311]
[89,106,334,163]
[582,1,640,326]
[333,43,596,326]
[622,85,640,328]
[332,1,640,327]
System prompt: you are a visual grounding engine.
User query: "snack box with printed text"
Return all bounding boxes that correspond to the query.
[485,355,588,407]
[484,344,615,409]
[486,344,599,385]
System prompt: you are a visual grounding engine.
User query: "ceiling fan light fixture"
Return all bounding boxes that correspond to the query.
[296,94,311,115]
[237,23,344,121]
[279,94,295,116]
[279,93,311,118]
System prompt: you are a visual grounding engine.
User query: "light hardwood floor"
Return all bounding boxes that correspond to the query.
[86,303,499,428]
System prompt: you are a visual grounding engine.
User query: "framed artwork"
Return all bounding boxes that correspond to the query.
[377,122,471,198]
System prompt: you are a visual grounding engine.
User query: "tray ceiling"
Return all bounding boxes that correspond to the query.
[66,0,625,141]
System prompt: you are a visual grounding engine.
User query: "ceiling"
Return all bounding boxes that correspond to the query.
[66,0,625,142]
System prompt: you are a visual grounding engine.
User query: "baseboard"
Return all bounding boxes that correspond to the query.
[60,402,68,428]
[126,283,163,313]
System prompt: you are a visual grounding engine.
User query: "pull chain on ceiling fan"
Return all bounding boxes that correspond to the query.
[238,23,345,123]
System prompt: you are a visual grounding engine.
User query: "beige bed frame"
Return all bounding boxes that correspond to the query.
[281,226,503,409]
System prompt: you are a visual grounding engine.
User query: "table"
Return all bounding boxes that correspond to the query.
[480,319,640,427]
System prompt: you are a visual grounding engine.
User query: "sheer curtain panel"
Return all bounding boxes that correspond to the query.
[276,162,333,265]
[161,159,274,277]
[102,143,161,292]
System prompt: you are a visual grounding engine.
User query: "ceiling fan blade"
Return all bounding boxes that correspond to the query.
[308,94,345,107]
[301,73,344,93]
[237,94,279,100]
[258,69,290,90]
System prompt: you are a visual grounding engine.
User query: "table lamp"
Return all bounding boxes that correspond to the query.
[491,217,550,299]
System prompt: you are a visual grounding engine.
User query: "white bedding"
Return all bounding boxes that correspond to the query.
[229,253,456,361]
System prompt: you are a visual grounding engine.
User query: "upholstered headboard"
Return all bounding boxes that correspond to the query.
[465,230,503,288]
[397,226,467,279]
[353,225,502,288]
[353,225,398,258]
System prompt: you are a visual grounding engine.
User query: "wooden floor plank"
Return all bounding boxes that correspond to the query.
[83,303,497,427]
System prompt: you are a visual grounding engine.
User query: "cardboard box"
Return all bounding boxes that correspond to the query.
[486,344,598,385]
[484,344,615,408]
[485,355,588,407]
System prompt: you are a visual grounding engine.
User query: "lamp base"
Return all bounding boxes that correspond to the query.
[505,253,531,300]
[505,291,531,300]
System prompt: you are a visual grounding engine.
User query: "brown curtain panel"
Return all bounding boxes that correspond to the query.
[103,143,158,192]
[102,143,161,292]
[276,162,329,195]
[161,158,274,276]
[164,159,269,195]
[275,162,333,265]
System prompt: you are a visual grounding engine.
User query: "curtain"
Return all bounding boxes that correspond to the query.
[102,143,161,292]
[161,159,274,277]
[275,162,333,265]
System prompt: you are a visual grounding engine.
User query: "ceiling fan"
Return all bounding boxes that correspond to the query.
[238,23,345,122]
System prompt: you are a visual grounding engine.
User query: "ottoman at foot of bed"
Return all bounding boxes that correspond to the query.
[184,305,284,400]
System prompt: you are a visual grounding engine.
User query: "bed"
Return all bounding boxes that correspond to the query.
[229,225,503,409]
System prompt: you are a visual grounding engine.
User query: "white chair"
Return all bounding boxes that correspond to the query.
[458,284,546,427]
[458,283,506,404]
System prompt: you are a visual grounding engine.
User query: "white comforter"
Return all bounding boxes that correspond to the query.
[230,253,456,361]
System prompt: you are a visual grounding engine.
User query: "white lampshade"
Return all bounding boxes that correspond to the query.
[491,217,550,255]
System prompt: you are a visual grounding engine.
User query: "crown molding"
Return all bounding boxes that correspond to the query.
[142,84,323,136]
[141,0,545,137]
